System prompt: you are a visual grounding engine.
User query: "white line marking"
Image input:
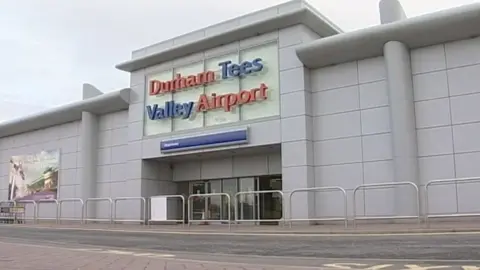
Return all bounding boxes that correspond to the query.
[324,263,394,270]
[404,265,451,270]
[1,235,480,264]
[0,240,328,269]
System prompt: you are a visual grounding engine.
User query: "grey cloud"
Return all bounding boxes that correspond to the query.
[0,0,478,121]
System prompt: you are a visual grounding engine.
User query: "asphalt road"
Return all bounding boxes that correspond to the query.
[0,226,479,263]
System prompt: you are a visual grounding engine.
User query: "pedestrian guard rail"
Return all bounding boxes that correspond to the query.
[85,197,113,224]
[36,199,59,223]
[288,187,348,228]
[425,176,480,224]
[7,178,480,227]
[187,193,232,230]
[15,200,37,223]
[148,195,186,226]
[235,190,285,225]
[113,197,147,224]
[352,182,421,227]
[58,198,84,224]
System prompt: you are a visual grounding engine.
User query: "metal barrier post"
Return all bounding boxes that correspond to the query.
[113,197,147,225]
[148,195,185,226]
[288,187,348,228]
[36,199,59,224]
[235,190,285,225]
[0,200,18,223]
[425,177,480,225]
[352,182,420,228]
[58,198,84,224]
[85,197,113,224]
[15,200,37,223]
[188,193,231,230]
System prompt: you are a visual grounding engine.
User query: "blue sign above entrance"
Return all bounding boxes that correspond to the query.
[160,129,248,153]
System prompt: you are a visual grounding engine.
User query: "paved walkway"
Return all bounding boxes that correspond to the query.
[12,219,480,234]
[0,242,310,270]
[1,226,480,270]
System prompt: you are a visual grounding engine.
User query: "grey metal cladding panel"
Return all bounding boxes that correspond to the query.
[116,8,340,72]
[116,11,303,72]
[0,88,131,138]
[297,3,480,69]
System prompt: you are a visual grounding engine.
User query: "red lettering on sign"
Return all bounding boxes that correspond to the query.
[149,71,215,96]
[196,83,268,112]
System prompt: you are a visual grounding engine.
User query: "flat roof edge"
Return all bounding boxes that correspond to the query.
[116,8,340,72]
[297,3,480,69]
[0,88,131,138]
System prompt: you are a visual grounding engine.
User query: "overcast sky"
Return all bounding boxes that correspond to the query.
[0,0,478,122]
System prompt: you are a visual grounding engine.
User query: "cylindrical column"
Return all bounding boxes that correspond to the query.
[384,41,419,216]
[80,111,98,219]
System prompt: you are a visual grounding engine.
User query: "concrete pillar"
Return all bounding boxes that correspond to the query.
[278,26,320,223]
[79,84,102,219]
[79,83,103,218]
[80,111,99,219]
[383,41,419,216]
[379,0,407,24]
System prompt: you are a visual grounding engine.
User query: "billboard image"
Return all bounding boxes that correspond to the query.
[8,150,60,201]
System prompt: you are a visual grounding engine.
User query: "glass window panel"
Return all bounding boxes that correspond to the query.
[191,182,207,221]
[208,180,222,220]
[221,178,237,220]
[144,70,173,136]
[239,42,280,121]
[204,53,240,127]
[172,62,205,131]
[238,177,258,220]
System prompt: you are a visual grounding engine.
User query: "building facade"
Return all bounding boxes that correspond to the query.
[1,0,480,224]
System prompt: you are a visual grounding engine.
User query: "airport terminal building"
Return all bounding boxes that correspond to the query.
[1,0,480,224]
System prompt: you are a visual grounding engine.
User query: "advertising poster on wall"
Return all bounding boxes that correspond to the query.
[8,150,60,201]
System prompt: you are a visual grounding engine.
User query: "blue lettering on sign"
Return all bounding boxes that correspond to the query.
[218,58,263,79]
[146,101,194,120]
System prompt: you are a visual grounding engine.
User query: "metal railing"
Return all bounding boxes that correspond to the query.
[288,187,348,228]
[113,197,147,225]
[425,177,480,224]
[16,200,37,223]
[0,200,18,221]
[188,193,231,230]
[84,197,113,224]
[36,199,59,224]
[235,190,285,225]
[11,178,478,228]
[0,200,16,206]
[148,195,185,226]
[59,198,84,224]
[353,182,420,227]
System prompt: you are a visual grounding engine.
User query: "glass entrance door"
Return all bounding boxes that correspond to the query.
[258,176,283,225]
[207,180,222,221]
[191,182,207,221]
[238,177,258,222]
[221,178,237,221]
[188,175,282,225]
